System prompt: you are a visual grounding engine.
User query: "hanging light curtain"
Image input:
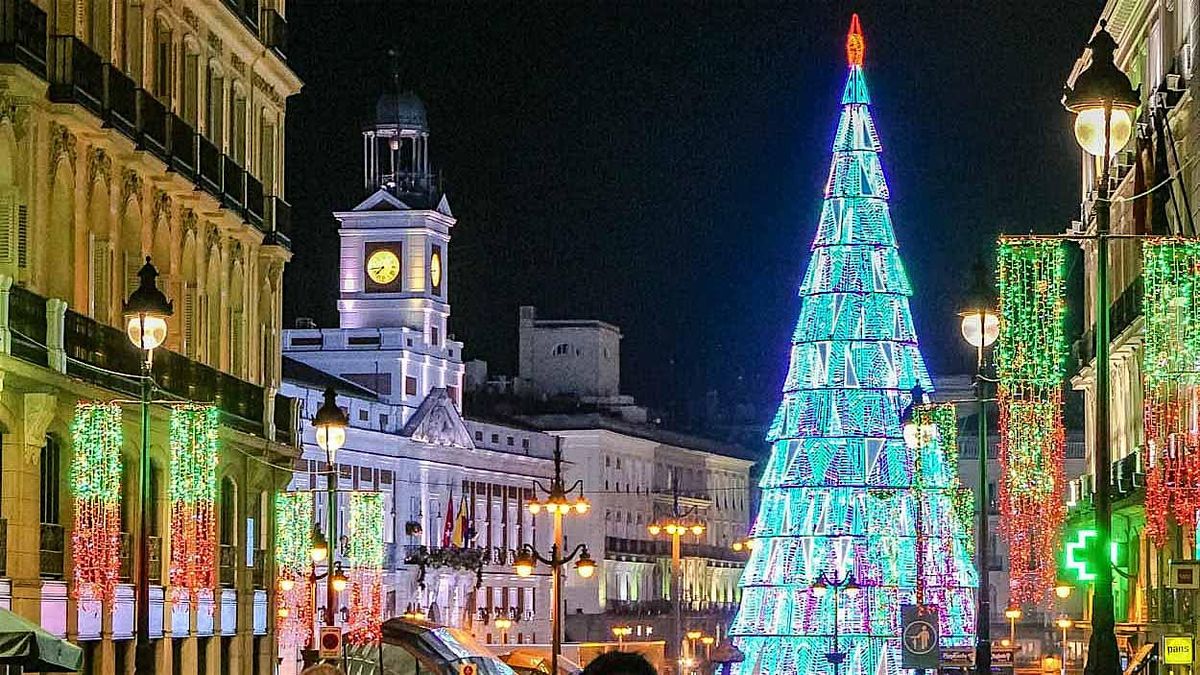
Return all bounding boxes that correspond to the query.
[345,491,385,645]
[1143,238,1200,545]
[168,404,219,601]
[995,239,1068,604]
[70,402,124,602]
[275,491,314,649]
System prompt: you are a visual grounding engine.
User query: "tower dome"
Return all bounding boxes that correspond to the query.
[374,90,428,131]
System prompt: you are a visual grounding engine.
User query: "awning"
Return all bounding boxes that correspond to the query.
[0,607,82,672]
[1123,642,1157,675]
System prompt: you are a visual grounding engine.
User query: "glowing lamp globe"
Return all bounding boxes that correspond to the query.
[278,577,295,592]
[690,524,704,536]
[575,550,597,579]
[648,524,661,536]
[331,563,349,593]
[310,528,329,564]
[1005,607,1023,620]
[960,310,999,348]
[528,502,542,515]
[1055,616,1073,630]
[574,499,590,514]
[1062,20,1139,157]
[313,387,349,456]
[123,257,173,351]
[514,549,536,578]
[1054,582,1073,600]
[277,607,290,619]
[701,636,715,646]
[495,617,513,630]
[687,630,703,641]
[732,541,743,552]
[1073,107,1133,157]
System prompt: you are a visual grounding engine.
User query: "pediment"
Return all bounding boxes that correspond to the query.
[401,388,475,449]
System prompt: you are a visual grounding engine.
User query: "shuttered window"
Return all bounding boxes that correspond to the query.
[89,236,111,323]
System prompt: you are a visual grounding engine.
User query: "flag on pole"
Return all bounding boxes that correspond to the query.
[441,494,454,548]
[452,492,470,547]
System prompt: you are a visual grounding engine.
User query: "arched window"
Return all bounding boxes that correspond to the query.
[552,343,571,357]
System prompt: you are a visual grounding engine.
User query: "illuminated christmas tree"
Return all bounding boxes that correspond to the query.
[728,16,977,675]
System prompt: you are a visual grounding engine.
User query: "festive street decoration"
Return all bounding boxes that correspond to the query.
[345,492,385,644]
[168,404,219,600]
[729,16,977,674]
[1142,239,1200,546]
[913,403,976,556]
[276,491,314,648]
[70,402,124,602]
[995,239,1068,603]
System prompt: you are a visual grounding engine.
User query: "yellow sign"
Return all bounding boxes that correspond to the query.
[1164,636,1194,665]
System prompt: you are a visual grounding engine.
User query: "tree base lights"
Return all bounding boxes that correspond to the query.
[1143,239,1200,546]
[168,404,220,601]
[996,239,1068,604]
[70,403,124,602]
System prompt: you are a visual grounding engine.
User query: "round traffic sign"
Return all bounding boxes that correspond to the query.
[903,620,937,655]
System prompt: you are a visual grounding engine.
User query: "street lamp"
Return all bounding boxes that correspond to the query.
[812,572,858,675]
[517,438,592,675]
[1056,616,1074,675]
[313,386,349,635]
[960,261,998,675]
[731,537,756,552]
[1054,581,1073,600]
[648,470,706,672]
[123,257,173,675]
[612,625,632,649]
[1004,606,1022,647]
[1062,20,1138,675]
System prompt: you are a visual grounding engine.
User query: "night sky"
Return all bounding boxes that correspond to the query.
[283,1,1101,417]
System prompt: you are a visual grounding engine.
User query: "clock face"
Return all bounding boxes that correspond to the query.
[430,250,443,291]
[366,248,401,286]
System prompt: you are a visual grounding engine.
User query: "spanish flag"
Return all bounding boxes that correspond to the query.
[451,492,470,547]
[441,494,455,548]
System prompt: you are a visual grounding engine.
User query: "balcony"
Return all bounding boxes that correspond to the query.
[263,196,291,248]
[0,0,47,78]
[218,544,236,587]
[48,35,104,116]
[260,8,287,58]
[604,536,744,563]
[104,65,137,136]
[169,115,198,179]
[198,135,222,196]
[245,174,264,227]
[39,522,64,579]
[137,90,169,160]
[1074,275,1143,369]
[9,285,47,365]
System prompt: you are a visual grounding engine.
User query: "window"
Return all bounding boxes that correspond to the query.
[506,436,514,446]
[431,325,440,346]
[522,439,529,450]
[358,409,369,422]
[405,376,417,396]
[474,431,483,441]
[40,435,60,524]
[261,121,277,193]
[553,343,571,356]
[206,65,224,143]
[220,478,236,546]
[491,434,499,444]
[230,90,248,165]
[182,49,200,125]
[153,21,171,100]
[379,413,389,428]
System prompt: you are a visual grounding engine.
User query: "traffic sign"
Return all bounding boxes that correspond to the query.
[456,665,479,675]
[318,626,343,660]
[901,604,940,670]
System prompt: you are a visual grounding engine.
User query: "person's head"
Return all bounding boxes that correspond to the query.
[582,651,657,675]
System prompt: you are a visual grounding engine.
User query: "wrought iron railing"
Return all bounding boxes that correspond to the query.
[0,0,47,76]
[48,35,103,115]
[9,285,47,365]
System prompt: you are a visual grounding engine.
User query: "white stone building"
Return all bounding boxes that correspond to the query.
[278,87,556,665]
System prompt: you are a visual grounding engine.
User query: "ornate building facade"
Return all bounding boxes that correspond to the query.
[1066,1,1200,672]
[0,0,300,672]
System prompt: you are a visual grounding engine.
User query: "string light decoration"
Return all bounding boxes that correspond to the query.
[345,492,385,645]
[995,239,1068,604]
[729,16,977,674]
[168,404,219,600]
[70,403,124,602]
[275,492,314,649]
[913,403,976,556]
[1142,239,1200,546]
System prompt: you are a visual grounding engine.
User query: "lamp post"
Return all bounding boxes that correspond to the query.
[123,257,173,675]
[812,572,860,675]
[648,471,705,673]
[899,387,936,607]
[612,625,632,649]
[1004,606,1021,648]
[960,261,999,675]
[1062,21,1138,675]
[1056,616,1074,675]
[313,387,349,641]
[516,438,593,675]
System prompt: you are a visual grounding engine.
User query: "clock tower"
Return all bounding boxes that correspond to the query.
[336,86,452,335]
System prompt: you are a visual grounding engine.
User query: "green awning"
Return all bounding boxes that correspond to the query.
[0,607,82,672]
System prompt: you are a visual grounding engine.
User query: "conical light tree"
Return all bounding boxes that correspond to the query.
[729,16,977,675]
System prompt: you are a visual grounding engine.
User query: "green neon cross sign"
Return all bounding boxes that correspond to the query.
[1064,529,1120,582]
